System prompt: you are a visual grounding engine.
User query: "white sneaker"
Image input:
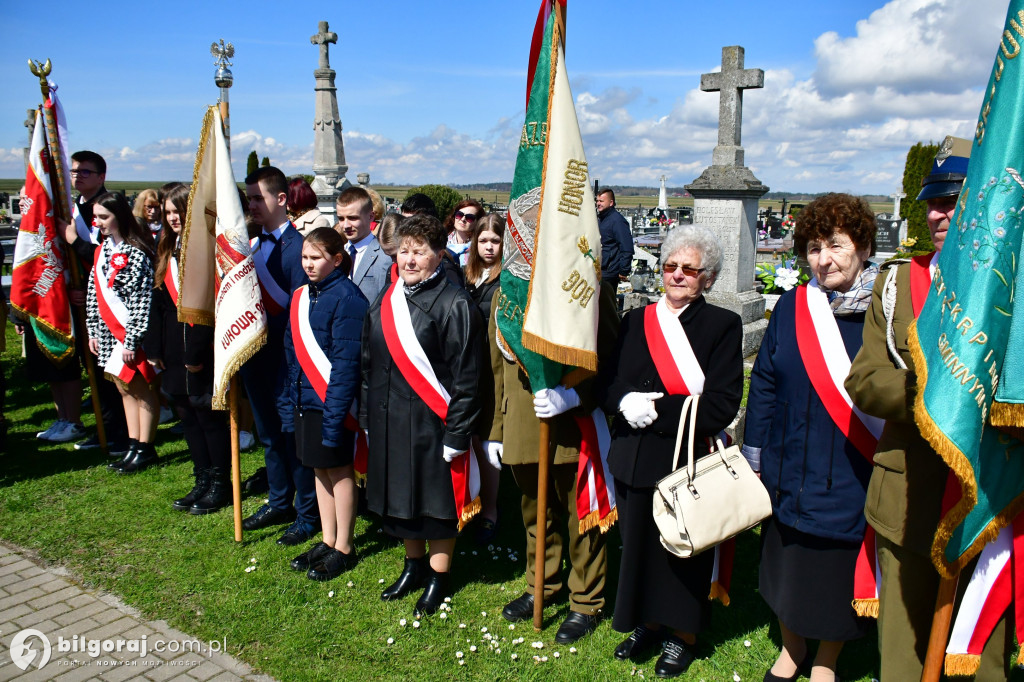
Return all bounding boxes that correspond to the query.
[49,422,87,443]
[159,406,174,424]
[239,430,255,450]
[37,420,66,440]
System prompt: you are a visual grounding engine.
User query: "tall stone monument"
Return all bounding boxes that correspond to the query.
[685,46,768,356]
[310,21,350,217]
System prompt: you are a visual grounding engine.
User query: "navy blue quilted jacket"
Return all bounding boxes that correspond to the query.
[279,269,368,447]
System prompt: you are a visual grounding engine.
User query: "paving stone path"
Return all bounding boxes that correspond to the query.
[0,542,275,682]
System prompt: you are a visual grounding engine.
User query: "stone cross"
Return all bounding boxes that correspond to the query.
[890,191,907,219]
[311,21,337,70]
[700,46,764,167]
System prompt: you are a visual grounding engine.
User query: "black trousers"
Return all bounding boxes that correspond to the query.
[174,396,230,471]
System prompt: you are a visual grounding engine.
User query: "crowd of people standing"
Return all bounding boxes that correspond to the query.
[9,139,1011,680]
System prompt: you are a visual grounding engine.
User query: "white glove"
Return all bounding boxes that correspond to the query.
[533,386,581,419]
[619,392,664,429]
[483,440,503,469]
[443,445,464,463]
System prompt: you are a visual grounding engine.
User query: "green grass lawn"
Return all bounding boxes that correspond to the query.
[0,323,892,681]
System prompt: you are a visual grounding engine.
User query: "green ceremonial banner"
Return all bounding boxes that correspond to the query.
[496,0,601,393]
[909,0,1024,578]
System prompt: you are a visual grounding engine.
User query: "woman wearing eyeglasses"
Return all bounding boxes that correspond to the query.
[742,194,878,682]
[598,224,743,679]
[444,199,485,267]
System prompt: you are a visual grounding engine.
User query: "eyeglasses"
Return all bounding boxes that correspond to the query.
[454,210,478,223]
[71,168,99,177]
[663,263,706,277]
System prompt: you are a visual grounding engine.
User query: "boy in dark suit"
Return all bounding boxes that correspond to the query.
[240,166,319,545]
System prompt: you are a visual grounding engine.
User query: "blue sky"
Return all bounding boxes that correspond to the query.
[0,0,1008,194]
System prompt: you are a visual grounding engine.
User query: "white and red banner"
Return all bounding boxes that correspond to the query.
[574,408,616,533]
[380,281,480,529]
[289,285,368,481]
[10,107,74,363]
[179,106,266,409]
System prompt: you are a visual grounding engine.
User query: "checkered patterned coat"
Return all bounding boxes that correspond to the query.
[86,239,153,367]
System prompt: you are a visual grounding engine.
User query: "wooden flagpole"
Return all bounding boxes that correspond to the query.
[533,418,551,631]
[922,575,958,682]
[29,59,107,453]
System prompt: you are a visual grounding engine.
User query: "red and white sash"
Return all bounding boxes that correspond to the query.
[795,279,884,615]
[250,236,289,316]
[92,246,156,385]
[73,202,100,246]
[379,281,480,529]
[289,285,368,478]
[643,296,735,596]
[574,409,617,534]
[944,514,1024,675]
[910,252,934,318]
[164,256,180,305]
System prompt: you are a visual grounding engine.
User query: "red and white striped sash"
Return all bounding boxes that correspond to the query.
[795,280,885,616]
[379,281,480,529]
[250,236,289,316]
[164,256,180,306]
[92,248,156,384]
[574,409,616,534]
[73,202,99,246]
[289,285,367,477]
[945,514,1024,675]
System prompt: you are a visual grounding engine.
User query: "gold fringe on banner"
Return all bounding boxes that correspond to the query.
[212,338,265,410]
[708,581,730,607]
[457,497,482,532]
[577,507,617,535]
[852,597,879,619]
[944,653,980,677]
[179,106,216,327]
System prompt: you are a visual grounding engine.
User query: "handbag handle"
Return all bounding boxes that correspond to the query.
[669,394,701,478]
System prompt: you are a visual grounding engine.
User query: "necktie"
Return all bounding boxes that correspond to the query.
[348,244,358,279]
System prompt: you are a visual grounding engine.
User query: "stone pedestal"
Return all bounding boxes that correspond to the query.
[687,166,769,357]
[310,22,349,219]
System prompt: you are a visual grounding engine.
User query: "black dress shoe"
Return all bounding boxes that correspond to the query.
[291,542,332,571]
[189,468,231,515]
[118,442,158,474]
[763,651,812,682]
[381,557,426,601]
[107,440,139,470]
[241,467,269,495]
[501,592,535,622]
[614,625,663,661]
[307,549,357,581]
[655,636,695,679]
[277,522,318,546]
[241,504,296,531]
[555,610,600,644]
[413,570,450,617]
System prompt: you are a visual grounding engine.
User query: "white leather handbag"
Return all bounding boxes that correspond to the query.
[652,395,771,558]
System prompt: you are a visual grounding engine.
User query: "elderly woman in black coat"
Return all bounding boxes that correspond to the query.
[361,214,485,618]
[599,225,743,678]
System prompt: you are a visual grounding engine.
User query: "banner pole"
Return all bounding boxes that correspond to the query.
[922,575,958,682]
[533,418,551,631]
[30,60,107,453]
[230,376,242,542]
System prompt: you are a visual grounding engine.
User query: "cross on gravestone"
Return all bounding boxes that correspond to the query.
[700,46,764,167]
[310,21,337,71]
[890,191,907,220]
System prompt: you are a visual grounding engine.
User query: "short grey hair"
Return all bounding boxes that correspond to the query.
[660,224,724,291]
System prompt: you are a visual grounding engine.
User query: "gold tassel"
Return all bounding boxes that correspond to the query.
[354,471,366,488]
[707,582,731,606]
[458,497,482,532]
[944,653,981,677]
[852,598,879,619]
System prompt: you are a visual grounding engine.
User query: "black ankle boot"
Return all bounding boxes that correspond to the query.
[108,439,139,471]
[381,557,426,601]
[189,467,231,515]
[119,442,158,474]
[413,569,450,617]
[173,468,211,511]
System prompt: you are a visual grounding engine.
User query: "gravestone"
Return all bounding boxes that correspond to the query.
[874,216,902,257]
[310,20,350,217]
[685,46,768,356]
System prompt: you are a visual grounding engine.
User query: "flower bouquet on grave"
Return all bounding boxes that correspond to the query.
[755,256,808,294]
[781,214,796,234]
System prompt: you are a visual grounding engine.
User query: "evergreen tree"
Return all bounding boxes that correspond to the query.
[261,156,270,168]
[901,141,939,253]
[246,150,258,176]
[404,184,463,223]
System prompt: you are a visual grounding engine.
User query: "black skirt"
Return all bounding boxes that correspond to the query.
[294,409,354,469]
[759,516,869,641]
[379,514,458,540]
[612,480,714,635]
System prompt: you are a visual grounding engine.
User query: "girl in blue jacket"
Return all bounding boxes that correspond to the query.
[280,227,368,580]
